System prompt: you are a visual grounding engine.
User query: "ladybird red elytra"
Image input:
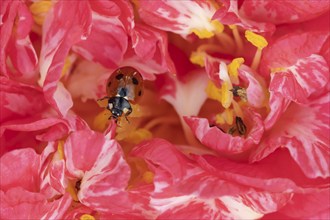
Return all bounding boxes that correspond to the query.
[98,66,144,123]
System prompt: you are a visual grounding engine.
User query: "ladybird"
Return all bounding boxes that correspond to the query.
[98,66,144,123]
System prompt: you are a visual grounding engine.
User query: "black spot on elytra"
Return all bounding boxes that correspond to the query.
[116,73,124,80]
[107,81,111,87]
[132,77,139,85]
[138,90,142,96]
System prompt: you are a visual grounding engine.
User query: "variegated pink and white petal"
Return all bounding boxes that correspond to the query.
[39,0,92,116]
[240,0,330,25]
[0,189,72,220]
[64,130,140,213]
[138,0,218,38]
[184,108,264,154]
[0,1,38,82]
[72,0,131,68]
[212,0,275,33]
[269,54,329,104]
[132,139,292,219]
[251,93,330,178]
[260,32,329,76]
[130,23,176,75]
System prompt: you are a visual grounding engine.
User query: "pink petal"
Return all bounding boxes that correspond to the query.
[251,94,330,178]
[39,0,92,116]
[184,108,264,154]
[132,139,292,218]
[212,0,275,33]
[72,0,130,68]
[269,54,329,104]
[0,188,71,220]
[0,1,38,82]
[240,0,330,25]
[0,77,47,123]
[138,0,218,38]
[64,130,138,213]
[130,23,176,74]
[0,148,40,192]
[260,32,329,76]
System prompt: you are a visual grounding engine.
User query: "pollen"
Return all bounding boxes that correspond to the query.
[205,81,222,103]
[245,30,268,50]
[116,128,152,144]
[142,171,154,184]
[93,109,111,132]
[227,58,244,84]
[190,51,206,67]
[29,0,52,26]
[80,214,95,220]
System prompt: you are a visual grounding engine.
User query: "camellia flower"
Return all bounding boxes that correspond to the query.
[1,0,329,219]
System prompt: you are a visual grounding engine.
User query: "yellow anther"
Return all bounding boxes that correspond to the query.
[205,81,222,103]
[80,214,95,220]
[190,51,206,67]
[245,30,268,50]
[93,109,110,132]
[29,0,52,26]
[215,108,234,125]
[211,20,224,34]
[142,171,154,184]
[220,81,233,109]
[192,20,224,39]
[192,28,215,39]
[227,58,244,84]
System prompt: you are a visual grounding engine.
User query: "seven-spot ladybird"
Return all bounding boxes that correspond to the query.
[98,66,144,123]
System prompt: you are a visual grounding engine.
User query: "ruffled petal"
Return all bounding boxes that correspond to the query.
[39,0,92,116]
[251,93,330,178]
[0,1,38,82]
[240,0,330,25]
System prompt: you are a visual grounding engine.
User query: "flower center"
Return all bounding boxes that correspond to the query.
[205,59,249,136]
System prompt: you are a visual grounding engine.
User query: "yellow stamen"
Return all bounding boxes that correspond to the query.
[227,57,244,84]
[190,51,206,67]
[220,81,233,109]
[205,81,222,103]
[80,214,95,220]
[192,20,224,39]
[92,109,110,132]
[215,108,234,125]
[245,31,268,70]
[142,171,154,184]
[245,30,268,50]
[29,0,52,26]
[216,32,236,53]
[229,25,243,54]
